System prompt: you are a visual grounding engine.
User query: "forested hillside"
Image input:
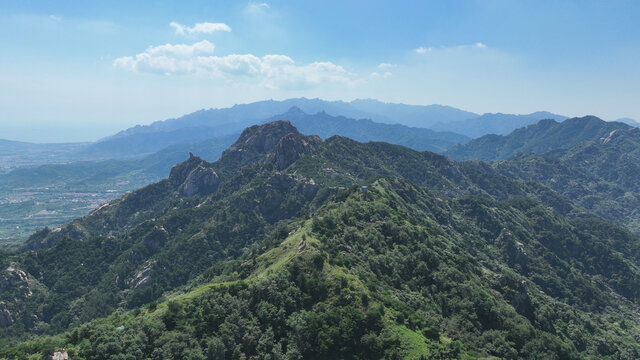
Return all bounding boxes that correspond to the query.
[1,121,640,359]
[445,116,630,161]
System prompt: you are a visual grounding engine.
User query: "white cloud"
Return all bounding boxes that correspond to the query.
[416,43,488,53]
[246,2,271,13]
[114,41,215,75]
[377,63,397,69]
[49,15,62,21]
[371,71,392,78]
[415,47,432,54]
[170,21,231,35]
[114,42,354,89]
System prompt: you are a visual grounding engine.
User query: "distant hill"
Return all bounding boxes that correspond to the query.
[348,98,478,127]
[445,116,630,161]
[269,107,469,152]
[431,111,568,138]
[85,98,477,158]
[82,126,237,158]
[616,117,640,127]
[496,126,640,232]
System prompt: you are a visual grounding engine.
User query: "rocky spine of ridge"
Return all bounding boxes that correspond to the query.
[166,121,321,197]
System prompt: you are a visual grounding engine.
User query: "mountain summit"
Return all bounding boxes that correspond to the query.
[2,121,640,359]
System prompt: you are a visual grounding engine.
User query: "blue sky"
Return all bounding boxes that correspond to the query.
[1,0,639,142]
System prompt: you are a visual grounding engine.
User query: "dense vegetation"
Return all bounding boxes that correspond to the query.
[1,120,640,359]
[445,116,630,161]
[494,123,640,233]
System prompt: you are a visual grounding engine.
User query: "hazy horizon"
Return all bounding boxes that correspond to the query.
[0,96,634,144]
[2,1,640,142]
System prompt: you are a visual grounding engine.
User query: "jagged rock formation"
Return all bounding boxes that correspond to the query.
[169,153,221,196]
[222,120,300,163]
[220,120,322,169]
[273,132,322,169]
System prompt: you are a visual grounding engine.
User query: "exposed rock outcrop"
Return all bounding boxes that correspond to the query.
[222,121,300,162]
[0,303,13,328]
[273,132,322,170]
[142,226,169,251]
[128,262,153,289]
[0,265,32,297]
[48,351,69,360]
[169,153,221,197]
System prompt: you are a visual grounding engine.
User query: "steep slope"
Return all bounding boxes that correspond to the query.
[4,178,640,359]
[0,135,237,245]
[268,106,469,152]
[431,111,567,138]
[445,116,631,161]
[496,126,640,233]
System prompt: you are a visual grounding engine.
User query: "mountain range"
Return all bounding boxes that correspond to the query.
[1,120,640,359]
[431,111,568,138]
[445,116,631,161]
[0,100,632,246]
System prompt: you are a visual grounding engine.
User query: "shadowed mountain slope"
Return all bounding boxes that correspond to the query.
[445,116,631,161]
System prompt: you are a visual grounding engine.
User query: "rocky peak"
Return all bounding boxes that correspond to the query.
[221,121,301,163]
[169,153,207,186]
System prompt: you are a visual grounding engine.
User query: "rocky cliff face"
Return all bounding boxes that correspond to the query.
[169,153,221,197]
[223,120,300,160]
[220,120,321,168]
[273,132,322,170]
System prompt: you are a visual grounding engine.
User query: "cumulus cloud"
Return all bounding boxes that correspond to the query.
[474,42,488,48]
[113,41,215,75]
[114,41,354,89]
[415,47,432,54]
[170,21,231,35]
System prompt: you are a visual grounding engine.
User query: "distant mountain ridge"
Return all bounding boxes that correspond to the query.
[267,106,469,152]
[432,111,568,138]
[85,98,477,157]
[496,125,640,232]
[445,116,631,161]
[616,117,640,127]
